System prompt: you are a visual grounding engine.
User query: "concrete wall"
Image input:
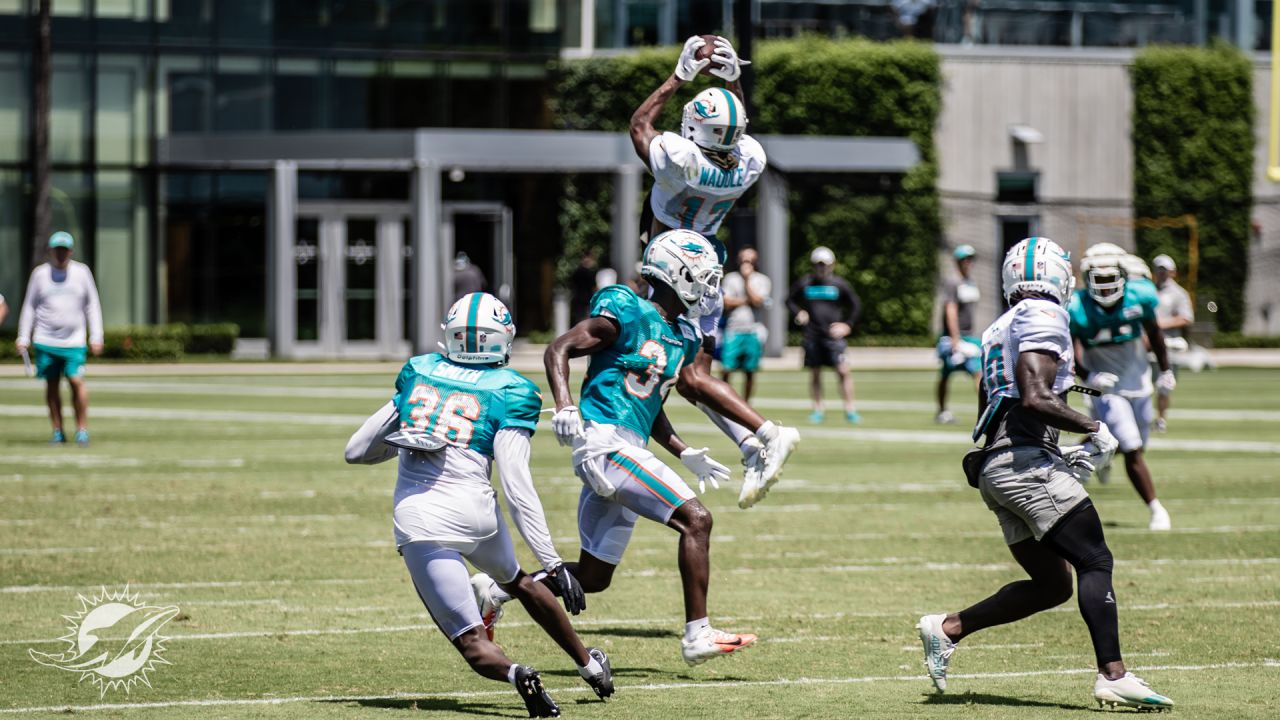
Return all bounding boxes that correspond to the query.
[934,46,1280,336]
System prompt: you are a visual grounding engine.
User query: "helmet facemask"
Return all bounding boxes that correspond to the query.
[1086,266,1126,308]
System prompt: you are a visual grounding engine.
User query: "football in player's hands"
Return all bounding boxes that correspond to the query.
[694,34,719,76]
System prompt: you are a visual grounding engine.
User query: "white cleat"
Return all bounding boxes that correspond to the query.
[737,438,767,509]
[1149,505,1172,531]
[470,572,504,641]
[1094,672,1174,711]
[740,425,799,509]
[935,410,956,425]
[681,626,757,666]
[916,613,956,693]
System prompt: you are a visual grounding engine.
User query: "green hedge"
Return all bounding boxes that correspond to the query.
[1132,43,1253,332]
[1212,333,1280,349]
[552,38,942,335]
[0,323,238,361]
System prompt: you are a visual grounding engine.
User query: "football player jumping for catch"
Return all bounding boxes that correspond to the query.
[629,34,800,509]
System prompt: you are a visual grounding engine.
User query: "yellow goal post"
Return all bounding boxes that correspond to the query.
[1072,213,1199,306]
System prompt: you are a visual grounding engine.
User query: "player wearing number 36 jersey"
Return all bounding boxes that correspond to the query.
[344,292,612,717]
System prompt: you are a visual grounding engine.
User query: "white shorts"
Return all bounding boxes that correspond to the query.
[979,447,1090,545]
[1090,393,1153,453]
[576,445,696,565]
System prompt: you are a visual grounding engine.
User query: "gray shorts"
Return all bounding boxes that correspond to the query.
[1090,394,1152,453]
[979,446,1089,545]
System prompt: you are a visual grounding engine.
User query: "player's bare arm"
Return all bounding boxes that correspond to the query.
[630,76,686,166]
[676,343,767,429]
[651,409,690,457]
[1143,317,1170,373]
[1017,350,1098,434]
[545,317,620,410]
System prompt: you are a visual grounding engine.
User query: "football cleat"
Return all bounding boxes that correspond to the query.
[513,665,560,718]
[470,572,504,641]
[582,647,614,700]
[737,438,766,509]
[1154,417,1168,434]
[50,429,66,445]
[1093,672,1173,711]
[74,429,89,447]
[1149,505,1172,532]
[935,410,956,425]
[753,425,800,497]
[845,410,861,425]
[808,410,825,424]
[681,626,757,666]
[916,613,956,693]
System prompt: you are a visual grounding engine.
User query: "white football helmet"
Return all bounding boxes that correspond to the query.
[1002,236,1075,305]
[642,229,723,312]
[441,292,515,365]
[682,88,747,153]
[1081,247,1128,308]
[1120,253,1151,280]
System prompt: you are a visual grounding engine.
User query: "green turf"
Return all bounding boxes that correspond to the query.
[1,367,1277,718]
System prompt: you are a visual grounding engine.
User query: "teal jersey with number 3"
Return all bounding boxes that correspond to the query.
[579,285,702,440]
[391,353,541,458]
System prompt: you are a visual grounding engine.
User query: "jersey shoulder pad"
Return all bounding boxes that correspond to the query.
[497,371,543,434]
[590,284,641,324]
[1127,278,1160,312]
[1011,300,1071,355]
[738,134,766,166]
[394,353,436,398]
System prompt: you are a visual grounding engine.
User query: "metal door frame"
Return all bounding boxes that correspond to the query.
[294,201,411,359]
[440,202,515,315]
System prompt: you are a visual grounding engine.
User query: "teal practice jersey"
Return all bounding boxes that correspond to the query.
[579,285,703,439]
[392,353,542,457]
[1067,278,1159,347]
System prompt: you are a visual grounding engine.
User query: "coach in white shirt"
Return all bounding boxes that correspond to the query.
[16,232,104,446]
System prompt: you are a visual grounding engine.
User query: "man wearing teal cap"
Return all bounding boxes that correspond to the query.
[936,244,982,424]
[15,232,104,446]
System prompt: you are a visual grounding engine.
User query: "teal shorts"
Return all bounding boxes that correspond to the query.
[722,331,763,372]
[938,336,981,377]
[34,344,87,380]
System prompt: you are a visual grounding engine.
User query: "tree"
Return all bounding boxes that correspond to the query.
[30,0,50,268]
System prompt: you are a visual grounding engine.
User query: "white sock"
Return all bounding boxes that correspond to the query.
[754,420,778,444]
[684,617,710,643]
[576,656,603,679]
[696,403,755,448]
[508,664,521,687]
[1148,499,1166,514]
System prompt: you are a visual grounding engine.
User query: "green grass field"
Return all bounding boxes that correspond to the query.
[1,366,1277,719]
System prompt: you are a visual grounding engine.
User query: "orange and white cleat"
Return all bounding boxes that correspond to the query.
[681,626,758,665]
[470,572,504,641]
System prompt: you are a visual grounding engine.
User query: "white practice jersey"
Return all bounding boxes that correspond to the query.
[973,299,1075,452]
[647,131,766,235]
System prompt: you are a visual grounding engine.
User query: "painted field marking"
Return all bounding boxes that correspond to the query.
[0,662,1267,714]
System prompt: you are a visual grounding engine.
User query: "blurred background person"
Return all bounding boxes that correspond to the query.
[1152,254,1193,432]
[0,292,7,326]
[788,246,862,424]
[569,250,599,323]
[936,245,982,424]
[720,247,771,402]
[453,252,487,302]
[15,232,103,446]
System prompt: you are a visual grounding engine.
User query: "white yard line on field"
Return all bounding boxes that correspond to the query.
[2,402,1279,453]
[0,662,1267,715]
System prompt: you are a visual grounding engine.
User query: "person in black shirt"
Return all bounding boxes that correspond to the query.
[787,246,862,424]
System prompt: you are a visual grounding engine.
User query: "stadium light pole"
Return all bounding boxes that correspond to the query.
[30,0,51,269]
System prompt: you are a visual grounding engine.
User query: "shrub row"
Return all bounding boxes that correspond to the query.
[0,323,238,362]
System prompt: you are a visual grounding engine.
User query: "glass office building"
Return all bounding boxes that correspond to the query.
[0,1,567,339]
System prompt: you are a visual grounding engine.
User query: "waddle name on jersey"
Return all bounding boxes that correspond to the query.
[699,166,747,189]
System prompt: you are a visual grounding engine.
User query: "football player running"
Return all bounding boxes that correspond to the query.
[629,34,799,509]
[476,231,758,666]
[917,238,1173,712]
[344,292,612,718]
[1069,243,1173,531]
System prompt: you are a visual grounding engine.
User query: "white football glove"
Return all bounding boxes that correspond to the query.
[551,406,584,447]
[1059,444,1096,483]
[1085,421,1119,466]
[708,36,750,83]
[680,447,731,494]
[1086,371,1119,393]
[674,35,711,82]
[1156,369,1176,396]
[949,351,969,367]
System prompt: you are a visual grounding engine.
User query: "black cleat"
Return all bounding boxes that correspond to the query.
[584,647,614,700]
[514,665,560,718]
